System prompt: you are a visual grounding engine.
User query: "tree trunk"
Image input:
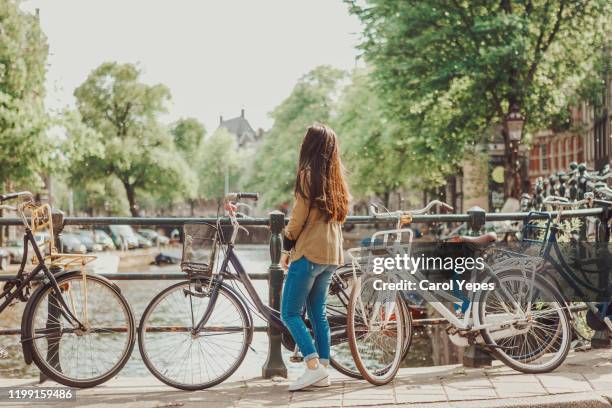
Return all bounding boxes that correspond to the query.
[382,191,390,209]
[122,181,139,217]
[189,199,195,216]
[502,126,514,199]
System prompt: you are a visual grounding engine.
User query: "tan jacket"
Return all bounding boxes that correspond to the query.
[283,193,344,266]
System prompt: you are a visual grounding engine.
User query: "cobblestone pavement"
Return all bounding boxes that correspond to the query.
[1,349,610,408]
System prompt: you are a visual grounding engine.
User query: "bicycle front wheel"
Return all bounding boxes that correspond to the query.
[347,274,407,385]
[138,279,251,390]
[477,269,571,374]
[328,266,361,379]
[25,272,135,388]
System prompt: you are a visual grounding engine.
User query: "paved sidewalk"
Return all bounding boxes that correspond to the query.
[1,349,610,408]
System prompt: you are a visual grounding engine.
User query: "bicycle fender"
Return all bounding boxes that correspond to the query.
[53,269,122,293]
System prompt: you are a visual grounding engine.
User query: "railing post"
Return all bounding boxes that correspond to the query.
[592,205,611,349]
[463,206,493,368]
[262,211,288,378]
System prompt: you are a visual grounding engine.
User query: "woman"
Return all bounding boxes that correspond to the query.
[280,123,350,391]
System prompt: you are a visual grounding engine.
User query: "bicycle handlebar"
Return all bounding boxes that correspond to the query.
[369,200,454,217]
[0,191,32,202]
[225,192,259,202]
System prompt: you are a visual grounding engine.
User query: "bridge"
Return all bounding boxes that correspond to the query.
[0,348,610,407]
[1,208,611,407]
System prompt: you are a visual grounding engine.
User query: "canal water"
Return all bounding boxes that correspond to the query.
[0,245,460,381]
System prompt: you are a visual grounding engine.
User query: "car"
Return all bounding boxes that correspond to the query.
[135,233,153,248]
[4,239,24,263]
[138,229,170,246]
[59,233,87,254]
[107,225,140,250]
[92,229,117,250]
[73,231,103,252]
[77,230,114,251]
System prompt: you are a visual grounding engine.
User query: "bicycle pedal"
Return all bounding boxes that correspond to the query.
[289,356,304,363]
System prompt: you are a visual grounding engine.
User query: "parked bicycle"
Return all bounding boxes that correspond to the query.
[525,195,612,341]
[137,192,360,390]
[347,201,572,385]
[0,192,135,387]
[522,160,612,343]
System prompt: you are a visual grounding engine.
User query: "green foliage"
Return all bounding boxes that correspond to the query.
[69,62,196,215]
[197,128,241,202]
[248,65,345,207]
[346,0,611,183]
[171,117,206,161]
[0,1,49,187]
[334,69,407,200]
[72,179,129,216]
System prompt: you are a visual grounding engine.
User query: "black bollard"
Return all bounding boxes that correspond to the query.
[262,211,288,378]
[463,206,493,368]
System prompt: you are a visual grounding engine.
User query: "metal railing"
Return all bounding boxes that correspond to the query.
[1,206,609,378]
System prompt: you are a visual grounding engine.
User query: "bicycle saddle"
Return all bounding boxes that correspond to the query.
[452,232,497,244]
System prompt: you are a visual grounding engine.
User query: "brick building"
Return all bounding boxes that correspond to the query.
[528,108,585,185]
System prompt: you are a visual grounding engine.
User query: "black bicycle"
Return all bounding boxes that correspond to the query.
[524,195,612,339]
[138,192,360,390]
[0,192,135,387]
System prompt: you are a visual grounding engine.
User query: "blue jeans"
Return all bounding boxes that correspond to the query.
[280,256,335,364]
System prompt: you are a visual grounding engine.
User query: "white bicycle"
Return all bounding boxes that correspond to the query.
[347,202,571,385]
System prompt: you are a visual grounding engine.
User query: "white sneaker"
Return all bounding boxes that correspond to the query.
[312,376,331,387]
[288,365,328,391]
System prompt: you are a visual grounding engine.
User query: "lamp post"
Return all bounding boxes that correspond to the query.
[506,104,525,199]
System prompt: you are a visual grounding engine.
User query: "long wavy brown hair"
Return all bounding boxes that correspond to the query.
[294,124,350,222]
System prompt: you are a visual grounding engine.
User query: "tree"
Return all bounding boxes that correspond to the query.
[197,128,241,204]
[0,1,49,188]
[170,117,207,214]
[171,117,206,162]
[248,66,344,207]
[347,0,611,193]
[334,69,409,206]
[71,62,195,216]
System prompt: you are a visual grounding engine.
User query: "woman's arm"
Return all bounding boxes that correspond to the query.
[283,194,309,251]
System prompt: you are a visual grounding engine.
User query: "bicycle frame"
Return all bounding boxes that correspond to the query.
[192,243,286,334]
[352,223,512,332]
[190,240,351,348]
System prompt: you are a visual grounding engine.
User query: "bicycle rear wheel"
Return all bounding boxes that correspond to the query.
[347,274,408,385]
[138,279,251,390]
[24,272,135,388]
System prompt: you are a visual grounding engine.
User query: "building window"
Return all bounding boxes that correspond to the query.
[541,144,548,171]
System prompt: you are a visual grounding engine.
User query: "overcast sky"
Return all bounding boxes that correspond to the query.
[20,0,363,133]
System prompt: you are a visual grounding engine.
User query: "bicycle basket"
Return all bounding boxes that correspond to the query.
[181,223,221,276]
[347,238,412,277]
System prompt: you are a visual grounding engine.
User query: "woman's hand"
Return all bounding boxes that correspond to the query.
[280,252,290,270]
